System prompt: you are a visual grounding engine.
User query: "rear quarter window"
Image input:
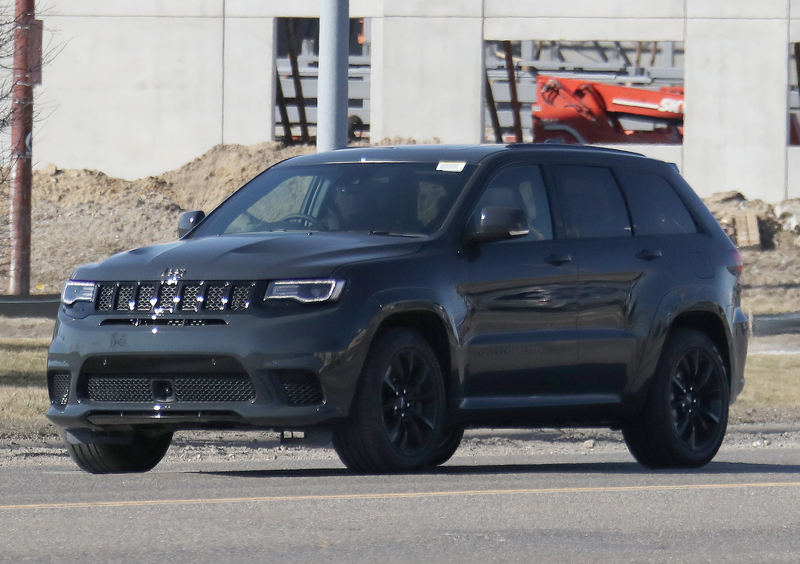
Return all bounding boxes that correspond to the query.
[614,168,697,236]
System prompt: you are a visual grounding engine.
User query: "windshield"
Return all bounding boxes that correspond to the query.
[191,162,477,237]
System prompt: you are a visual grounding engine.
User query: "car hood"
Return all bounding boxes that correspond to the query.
[72,232,425,281]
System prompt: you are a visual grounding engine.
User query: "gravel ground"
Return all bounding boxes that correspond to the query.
[1,425,796,469]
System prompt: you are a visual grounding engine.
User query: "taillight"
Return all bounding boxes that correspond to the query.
[727,249,743,276]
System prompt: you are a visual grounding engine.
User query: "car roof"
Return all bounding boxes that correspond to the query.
[273,143,647,167]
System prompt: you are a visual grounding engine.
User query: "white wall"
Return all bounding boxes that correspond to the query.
[35,2,277,180]
[371,10,485,143]
[28,0,800,202]
[683,6,790,203]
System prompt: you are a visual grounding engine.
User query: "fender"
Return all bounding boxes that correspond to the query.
[628,284,732,397]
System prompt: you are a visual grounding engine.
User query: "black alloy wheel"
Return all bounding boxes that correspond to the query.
[333,329,446,473]
[622,328,729,468]
[380,347,440,456]
[669,346,726,452]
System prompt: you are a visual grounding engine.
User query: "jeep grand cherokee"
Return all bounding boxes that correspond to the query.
[47,144,748,473]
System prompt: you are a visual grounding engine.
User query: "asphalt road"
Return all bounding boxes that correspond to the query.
[2,435,800,564]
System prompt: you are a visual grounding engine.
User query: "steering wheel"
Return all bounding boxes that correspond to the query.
[279,214,328,230]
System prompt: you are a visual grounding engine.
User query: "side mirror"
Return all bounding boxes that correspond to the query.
[465,206,529,245]
[178,210,205,238]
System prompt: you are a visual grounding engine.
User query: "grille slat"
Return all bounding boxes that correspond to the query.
[158,284,178,309]
[204,284,227,311]
[136,284,156,312]
[115,284,135,311]
[98,285,115,311]
[231,284,253,310]
[180,284,201,312]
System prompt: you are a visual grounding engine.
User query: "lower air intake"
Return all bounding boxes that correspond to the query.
[276,371,325,406]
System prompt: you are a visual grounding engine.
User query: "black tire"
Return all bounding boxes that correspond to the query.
[64,430,173,474]
[623,329,729,469]
[333,328,446,473]
[428,425,465,467]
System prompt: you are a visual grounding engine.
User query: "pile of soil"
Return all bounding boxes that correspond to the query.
[0,142,798,314]
[0,142,314,294]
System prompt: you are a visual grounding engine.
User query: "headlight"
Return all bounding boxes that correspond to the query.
[265,279,345,303]
[61,281,96,305]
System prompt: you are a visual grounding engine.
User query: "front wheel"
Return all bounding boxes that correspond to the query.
[623,329,729,468]
[64,430,173,474]
[427,425,465,467]
[333,329,446,473]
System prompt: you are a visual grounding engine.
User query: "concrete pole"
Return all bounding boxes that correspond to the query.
[9,0,35,295]
[316,0,349,152]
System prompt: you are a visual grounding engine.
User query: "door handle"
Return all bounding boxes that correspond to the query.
[544,254,572,266]
[636,249,663,261]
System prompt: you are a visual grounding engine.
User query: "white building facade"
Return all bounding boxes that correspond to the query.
[32,0,800,202]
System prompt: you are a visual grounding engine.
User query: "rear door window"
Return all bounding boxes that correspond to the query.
[614,168,697,235]
[551,165,631,239]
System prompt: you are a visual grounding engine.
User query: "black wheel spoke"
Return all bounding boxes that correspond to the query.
[695,359,714,391]
[382,366,399,395]
[408,364,431,395]
[405,416,423,447]
[412,412,435,433]
[687,423,697,449]
[386,416,402,444]
[671,374,687,395]
[674,412,690,438]
[697,405,721,425]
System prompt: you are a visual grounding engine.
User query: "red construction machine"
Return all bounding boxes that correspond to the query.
[531,75,685,144]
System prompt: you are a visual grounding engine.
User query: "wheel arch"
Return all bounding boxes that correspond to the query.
[371,308,455,400]
[665,310,731,388]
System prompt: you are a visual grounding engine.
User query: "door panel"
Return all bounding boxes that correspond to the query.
[458,238,579,398]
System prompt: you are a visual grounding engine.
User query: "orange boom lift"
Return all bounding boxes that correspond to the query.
[531,75,684,144]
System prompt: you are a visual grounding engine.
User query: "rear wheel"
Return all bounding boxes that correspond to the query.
[333,329,446,473]
[64,430,173,474]
[623,329,729,468]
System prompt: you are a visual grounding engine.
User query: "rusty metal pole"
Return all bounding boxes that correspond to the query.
[283,19,311,144]
[485,71,503,143]
[503,41,523,143]
[9,0,35,295]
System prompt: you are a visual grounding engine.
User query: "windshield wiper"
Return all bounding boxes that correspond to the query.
[367,230,422,237]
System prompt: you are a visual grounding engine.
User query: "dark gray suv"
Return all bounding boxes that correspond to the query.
[47,144,748,473]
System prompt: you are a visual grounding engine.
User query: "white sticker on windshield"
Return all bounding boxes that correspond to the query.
[436,161,467,172]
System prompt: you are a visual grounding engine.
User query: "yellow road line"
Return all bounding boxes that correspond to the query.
[2,481,799,511]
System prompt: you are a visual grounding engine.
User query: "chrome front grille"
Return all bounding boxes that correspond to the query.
[95,281,257,314]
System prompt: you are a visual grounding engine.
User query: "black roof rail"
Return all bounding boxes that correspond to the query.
[505,142,645,158]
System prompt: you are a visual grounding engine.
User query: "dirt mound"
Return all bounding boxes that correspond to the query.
[0,142,314,294]
[1,142,799,314]
[160,142,313,212]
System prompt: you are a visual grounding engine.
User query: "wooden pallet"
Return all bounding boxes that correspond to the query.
[733,212,761,249]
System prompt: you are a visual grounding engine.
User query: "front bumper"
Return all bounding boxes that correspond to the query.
[46,303,372,433]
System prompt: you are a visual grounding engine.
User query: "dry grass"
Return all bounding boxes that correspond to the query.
[735,353,800,408]
[0,339,55,436]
